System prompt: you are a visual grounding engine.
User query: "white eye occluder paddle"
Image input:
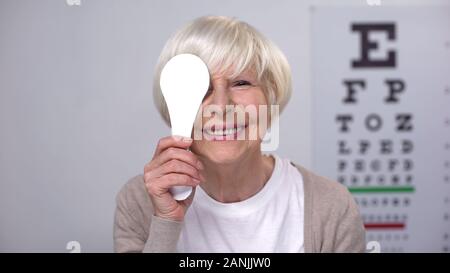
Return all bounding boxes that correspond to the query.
[159,53,210,200]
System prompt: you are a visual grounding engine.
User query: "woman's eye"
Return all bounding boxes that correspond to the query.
[233,80,251,87]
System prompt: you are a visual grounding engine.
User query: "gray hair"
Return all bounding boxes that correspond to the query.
[153,16,292,125]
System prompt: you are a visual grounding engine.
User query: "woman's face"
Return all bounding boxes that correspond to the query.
[191,68,268,164]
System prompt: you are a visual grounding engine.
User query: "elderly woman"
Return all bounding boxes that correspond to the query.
[114,16,365,253]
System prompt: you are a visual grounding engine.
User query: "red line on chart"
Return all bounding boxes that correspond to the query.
[364,222,405,230]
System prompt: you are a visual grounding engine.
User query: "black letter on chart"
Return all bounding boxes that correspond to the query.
[343,80,366,104]
[336,115,353,132]
[384,79,405,103]
[396,114,413,132]
[351,23,396,68]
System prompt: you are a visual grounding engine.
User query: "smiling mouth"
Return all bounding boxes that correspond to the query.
[203,124,248,141]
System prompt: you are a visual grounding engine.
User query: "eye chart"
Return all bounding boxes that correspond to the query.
[311,6,450,252]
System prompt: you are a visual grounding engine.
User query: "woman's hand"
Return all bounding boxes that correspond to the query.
[143,136,204,222]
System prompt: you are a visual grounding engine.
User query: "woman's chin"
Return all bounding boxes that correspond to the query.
[194,141,247,165]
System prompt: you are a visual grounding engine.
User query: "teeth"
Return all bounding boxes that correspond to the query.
[206,126,244,136]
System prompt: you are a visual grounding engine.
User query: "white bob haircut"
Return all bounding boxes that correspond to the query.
[153,16,292,126]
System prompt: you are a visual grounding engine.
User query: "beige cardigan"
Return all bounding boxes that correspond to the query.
[114,163,366,253]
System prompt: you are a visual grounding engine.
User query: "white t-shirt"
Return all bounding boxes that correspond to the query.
[176,154,305,253]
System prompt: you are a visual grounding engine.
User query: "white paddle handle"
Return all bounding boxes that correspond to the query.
[170,185,193,201]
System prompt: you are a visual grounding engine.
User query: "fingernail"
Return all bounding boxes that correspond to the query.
[182,137,193,143]
[172,135,182,141]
